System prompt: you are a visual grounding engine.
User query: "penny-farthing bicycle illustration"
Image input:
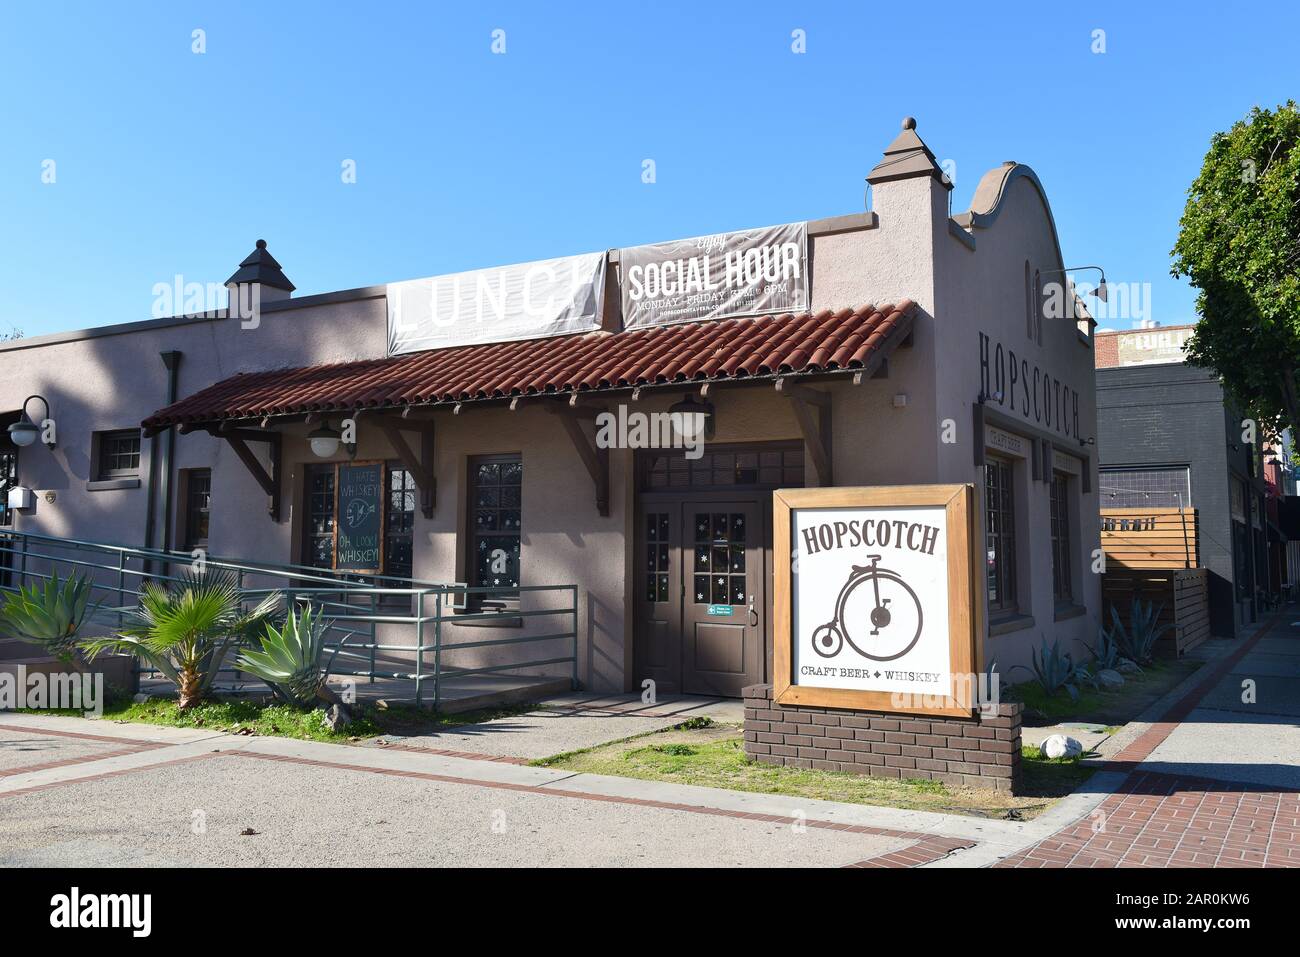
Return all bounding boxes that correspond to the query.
[811,554,924,662]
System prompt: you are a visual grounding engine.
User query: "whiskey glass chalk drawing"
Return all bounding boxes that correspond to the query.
[810,555,924,661]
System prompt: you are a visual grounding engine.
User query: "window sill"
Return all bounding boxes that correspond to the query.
[988,613,1034,637]
[1054,602,1086,622]
[86,478,141,492]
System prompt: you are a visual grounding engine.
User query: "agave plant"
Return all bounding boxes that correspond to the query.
[0,572,96,669]
[1109,599,1170,665]
[83,571,279,710]
[1085,625,1122,671]
[1011,636,1093,701]
[236,603,346,710]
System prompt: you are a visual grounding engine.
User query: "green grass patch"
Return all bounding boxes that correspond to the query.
[1010,658,1203,726]
[536,724,1083,819]
[22,693,535,743]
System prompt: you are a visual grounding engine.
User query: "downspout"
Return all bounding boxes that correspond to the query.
[158,352,183,553]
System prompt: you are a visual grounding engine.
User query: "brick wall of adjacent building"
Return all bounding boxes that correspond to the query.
[742,684,1023,793]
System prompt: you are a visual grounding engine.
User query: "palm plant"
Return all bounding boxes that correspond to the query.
[82,571,279,710]
[236,603,347,711]
[0,572,96,670]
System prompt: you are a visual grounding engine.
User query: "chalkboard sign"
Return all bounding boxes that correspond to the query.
[334,461,385,573]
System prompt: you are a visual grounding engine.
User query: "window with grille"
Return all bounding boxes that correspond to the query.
[0,449,16,526]
[644,512,670,603]
[303,464,336,569]
[183,469,211,549]
[468,454,522,598]
[95,430,141,480]
[984,456,1018,615]
[691,511,747,606]
[385,465,416,581]
[1050,471,1072,603]
[303,462,414,580]
[1099,466,1190,509]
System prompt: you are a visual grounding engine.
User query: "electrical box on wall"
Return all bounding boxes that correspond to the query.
[7,486,34,510]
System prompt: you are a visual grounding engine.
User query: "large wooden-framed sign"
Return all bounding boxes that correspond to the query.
[334,460,386,574]
[773,485,979,718]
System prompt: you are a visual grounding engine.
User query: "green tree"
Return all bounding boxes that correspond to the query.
[1171,101,1300,441]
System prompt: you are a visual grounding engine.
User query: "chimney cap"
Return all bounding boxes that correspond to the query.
[866,116,951,190]
[225,239,295,291]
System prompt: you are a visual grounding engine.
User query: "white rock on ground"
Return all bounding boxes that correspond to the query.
[1095,669,1125,690]
[1115,658,1142,674]
[1042,734,1083,759]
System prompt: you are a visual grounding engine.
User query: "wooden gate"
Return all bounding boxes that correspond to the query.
[1101,567,1210,657]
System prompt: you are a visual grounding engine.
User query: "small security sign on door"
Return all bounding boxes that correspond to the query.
[773,485,979,717]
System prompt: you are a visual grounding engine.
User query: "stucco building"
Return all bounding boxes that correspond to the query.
[0,119,1102,697]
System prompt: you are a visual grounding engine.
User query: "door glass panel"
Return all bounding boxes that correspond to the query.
[691,509,748,605]
[644,512,670,605]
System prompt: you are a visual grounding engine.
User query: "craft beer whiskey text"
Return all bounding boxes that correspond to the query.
[800,517,940,556]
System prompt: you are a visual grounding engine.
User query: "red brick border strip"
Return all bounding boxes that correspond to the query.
[372,742,530,765]
[0,721,170,747]
[846,835,977,868]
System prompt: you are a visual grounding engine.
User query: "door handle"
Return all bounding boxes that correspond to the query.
[748,595,758,627]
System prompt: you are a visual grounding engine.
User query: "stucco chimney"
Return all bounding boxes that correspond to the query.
[225,239,295,306]
[865,117,952,228]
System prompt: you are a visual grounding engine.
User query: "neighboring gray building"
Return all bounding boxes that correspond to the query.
[1096,355,1270,637]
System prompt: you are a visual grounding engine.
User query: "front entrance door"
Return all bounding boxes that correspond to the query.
[634,498,765,697]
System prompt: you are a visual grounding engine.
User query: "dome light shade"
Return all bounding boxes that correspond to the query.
[7,417,38,448]
[308,423,340,458]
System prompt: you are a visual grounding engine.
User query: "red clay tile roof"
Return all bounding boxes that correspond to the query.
[142,301,916,432]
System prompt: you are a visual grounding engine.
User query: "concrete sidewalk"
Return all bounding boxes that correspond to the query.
[363,692,744,759]
[0,710,1110,868]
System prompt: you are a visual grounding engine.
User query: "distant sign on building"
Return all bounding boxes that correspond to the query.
[1114,325,1193,366]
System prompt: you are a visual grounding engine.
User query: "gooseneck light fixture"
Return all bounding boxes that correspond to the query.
[1041,265,1108,303]
[8,394,55,449]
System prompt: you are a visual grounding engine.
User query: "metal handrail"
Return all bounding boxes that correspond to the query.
[0,529,580,709]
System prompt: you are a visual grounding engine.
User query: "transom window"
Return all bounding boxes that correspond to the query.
[642,446,802,491]
[984,456,1018,615]
[469,455,522,595]
[1049,472,1072,603]
[96,430,141,480]
[692,512,746,606]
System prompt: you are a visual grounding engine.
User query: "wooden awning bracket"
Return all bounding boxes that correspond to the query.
[775,378,832,486]
[545,402,610,516]
[208,428,282,522]
[373,415,437,518]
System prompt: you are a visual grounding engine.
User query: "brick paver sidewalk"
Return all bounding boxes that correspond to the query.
[997,613,1299,869]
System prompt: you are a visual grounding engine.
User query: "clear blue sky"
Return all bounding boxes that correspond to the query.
[2,1,1295,339]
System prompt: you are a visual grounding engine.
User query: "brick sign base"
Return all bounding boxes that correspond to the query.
[742,684,1023,793]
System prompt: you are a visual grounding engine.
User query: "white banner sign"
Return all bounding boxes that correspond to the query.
[620,222,808,329]
[791,506,952,698]
[386,252,606,355]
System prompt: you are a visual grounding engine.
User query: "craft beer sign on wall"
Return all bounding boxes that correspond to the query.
[773,485,979,717]
[620,222,808,329]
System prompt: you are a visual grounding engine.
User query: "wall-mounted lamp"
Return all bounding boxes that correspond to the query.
[308,422,341,458]
[1041,265,1108,302]
[8,394,55,449]
[668,395,715,442]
